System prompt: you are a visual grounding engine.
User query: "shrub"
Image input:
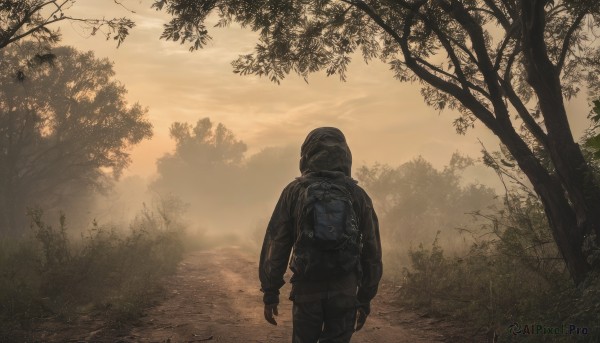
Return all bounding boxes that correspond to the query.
[398,191,600,342]
[0,205,184,338]
[356,155,499,279]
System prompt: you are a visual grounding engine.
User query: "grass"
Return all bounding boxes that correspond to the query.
[397,218,600,342]
[0,206,185,340]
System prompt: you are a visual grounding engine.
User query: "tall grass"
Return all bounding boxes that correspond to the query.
[398,192,600,342]
[0,204,184,339]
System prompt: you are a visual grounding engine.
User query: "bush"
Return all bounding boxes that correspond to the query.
[398,191,600,342]
[356,155,499,279]
[0,206,184,338]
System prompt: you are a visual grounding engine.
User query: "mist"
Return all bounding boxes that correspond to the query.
[80,116,502,268]
[4,1,600,341]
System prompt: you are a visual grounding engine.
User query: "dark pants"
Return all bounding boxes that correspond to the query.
[292,294,357,343]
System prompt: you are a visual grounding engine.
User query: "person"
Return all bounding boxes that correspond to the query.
[259,127,383,343]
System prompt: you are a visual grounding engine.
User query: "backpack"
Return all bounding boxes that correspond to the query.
[289,177,362,281]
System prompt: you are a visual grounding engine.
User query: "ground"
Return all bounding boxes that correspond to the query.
[20,246,481,342]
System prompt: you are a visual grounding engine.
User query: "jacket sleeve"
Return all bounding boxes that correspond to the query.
[356,190,383,314]
[259,183,296,305]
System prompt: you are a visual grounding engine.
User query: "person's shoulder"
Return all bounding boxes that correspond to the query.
[284,178,302,190]
[349,180,367,196]
[350,181,374,208]
[280,179,303,196]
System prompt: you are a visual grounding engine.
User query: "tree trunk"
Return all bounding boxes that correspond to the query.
[495,122,591,285]
[520,0,600,274]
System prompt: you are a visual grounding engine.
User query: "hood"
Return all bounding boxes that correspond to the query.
[299,127,352,177]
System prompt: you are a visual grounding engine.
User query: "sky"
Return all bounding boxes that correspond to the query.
[56,1,593,184]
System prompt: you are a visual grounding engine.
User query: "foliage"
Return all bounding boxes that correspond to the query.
[0,205,184,339]
[399,195,574,341]
[153,0,600,113]
[0,0,134,53]
[584,99,600,161]
[398,168,600,341]
[153,0,600,285]
[152,117,298,232]
[356,154,498,277]
[0,42,153,234]
[166,117,248,167]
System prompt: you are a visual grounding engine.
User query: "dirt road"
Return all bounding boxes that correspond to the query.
[91,246,469,343]
[25,246,476,342]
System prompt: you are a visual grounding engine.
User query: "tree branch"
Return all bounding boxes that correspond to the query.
[498,76,549,147]
[1,16,67,49]
[0,0,62,46]
[499,0,519,22]
[416,56,491,99]
[481,0,510,29]
[421,15,491,99]
[342,0,499,128]
[556,9,587,74]
[502,39,521,84]
[437,0,510,123]
[445,33,479,66]
[493,20,520,72]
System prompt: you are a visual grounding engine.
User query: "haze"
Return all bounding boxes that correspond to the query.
[54,1,592,236]
[4,2,600,340]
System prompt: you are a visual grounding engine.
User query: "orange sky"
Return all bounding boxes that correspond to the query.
[56,1,593,183]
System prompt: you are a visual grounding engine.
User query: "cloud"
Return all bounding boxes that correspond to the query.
[55,1,592,180]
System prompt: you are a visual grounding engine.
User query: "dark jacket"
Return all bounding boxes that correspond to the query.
[259,127,383,313]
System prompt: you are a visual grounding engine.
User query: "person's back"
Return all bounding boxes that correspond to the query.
[259,127,383,343]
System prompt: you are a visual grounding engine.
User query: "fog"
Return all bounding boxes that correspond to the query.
[77,116,502,276]
[0,28,576,274]
[20,1,590,260]
[5,2,600,341]
[35,1,591,258]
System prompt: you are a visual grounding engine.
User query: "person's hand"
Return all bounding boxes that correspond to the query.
[355,308,368,331]
[264,303,279,325]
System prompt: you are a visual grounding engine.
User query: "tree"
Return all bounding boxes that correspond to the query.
[0,0,134,51]
[1,0,135,83]
[0,42,153,235]
[152,118,298,232]
[153,0,600,285]
[356,154,498,272]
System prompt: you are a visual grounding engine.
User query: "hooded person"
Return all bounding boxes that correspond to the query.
[259,127,383,343]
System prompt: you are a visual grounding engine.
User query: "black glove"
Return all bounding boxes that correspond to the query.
[354,303,371,331]
[355,307,368,331]
[264,303,279,325]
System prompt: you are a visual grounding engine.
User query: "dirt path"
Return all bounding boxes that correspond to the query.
[22,246,477,342]
[82,246,471,343]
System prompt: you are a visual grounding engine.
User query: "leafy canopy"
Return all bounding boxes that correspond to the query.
[586,99,600,160]
[154,0,600,134]
[0,0,134,51]
[0,42,153,233]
